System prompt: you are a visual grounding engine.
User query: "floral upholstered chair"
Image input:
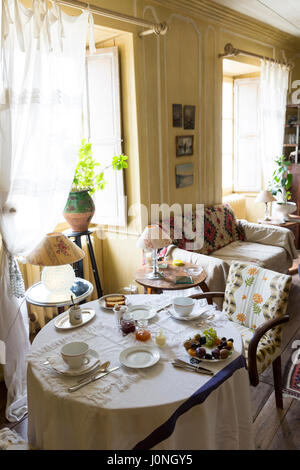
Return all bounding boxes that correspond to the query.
[190,261,292,409]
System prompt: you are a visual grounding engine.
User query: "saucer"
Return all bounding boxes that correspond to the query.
[54,308,95,330]
[47,349,100,376]
[167,304,205,321]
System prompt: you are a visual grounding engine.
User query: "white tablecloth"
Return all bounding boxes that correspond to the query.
[27,294,254,450]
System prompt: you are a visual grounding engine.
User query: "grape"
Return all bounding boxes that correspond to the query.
[205,353,213,360]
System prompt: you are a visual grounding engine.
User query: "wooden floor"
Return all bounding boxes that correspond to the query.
[1,276,300,450]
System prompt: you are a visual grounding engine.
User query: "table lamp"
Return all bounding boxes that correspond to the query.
[26,232,85,302]
[137,225,171,279]
[255,190,276,221]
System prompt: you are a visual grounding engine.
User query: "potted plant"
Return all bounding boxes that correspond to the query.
[63,139,128,232]
[268,155,296,222]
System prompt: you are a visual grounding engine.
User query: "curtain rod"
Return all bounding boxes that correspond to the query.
[218,43,294,69]
[55,0,168,37]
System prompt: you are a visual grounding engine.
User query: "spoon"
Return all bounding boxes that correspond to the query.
[76,360,110,384]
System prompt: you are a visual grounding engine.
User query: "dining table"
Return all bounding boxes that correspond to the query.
[27,293,254,450]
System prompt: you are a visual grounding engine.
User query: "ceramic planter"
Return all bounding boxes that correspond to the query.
[63,189,95,232]
[274,201,297,222]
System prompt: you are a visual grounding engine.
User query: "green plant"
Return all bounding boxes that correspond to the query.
[72,139,128,195]
[268,155,292,203]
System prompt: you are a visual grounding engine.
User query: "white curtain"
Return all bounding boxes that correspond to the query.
[260,60,289,186]
[0,0,90,422]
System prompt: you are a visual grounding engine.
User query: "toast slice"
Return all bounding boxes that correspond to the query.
[105,295,125,308]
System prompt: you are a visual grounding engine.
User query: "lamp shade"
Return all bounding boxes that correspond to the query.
[255,190,276,204]
[26,232,85,266]
[137,225,172,250]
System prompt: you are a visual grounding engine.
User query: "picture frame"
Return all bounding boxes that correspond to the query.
[184,105,196,130]
[176,163,194,188]
[176,135,194,157]
[172,104,182,127]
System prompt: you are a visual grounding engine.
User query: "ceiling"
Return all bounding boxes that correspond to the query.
[222,59,261,76]
[212,0,300,37]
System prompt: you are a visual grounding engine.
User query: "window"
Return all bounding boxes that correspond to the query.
[234,78,261,192]
[222,75,262,194]
[85,46,126,227]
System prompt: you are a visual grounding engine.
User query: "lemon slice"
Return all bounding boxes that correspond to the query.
[173,259,184,266]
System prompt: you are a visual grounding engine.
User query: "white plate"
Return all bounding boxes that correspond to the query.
[190,351,233,363]
[119,345,160,369]
[98,293,129,310]
[167,305,205,322]
[47,350,100,376]
[125,305,156,321]
[54,308,96,330]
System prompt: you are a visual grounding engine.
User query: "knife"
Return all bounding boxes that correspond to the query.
[68,366,120,392]
[173,359,214,374]
[172,363,214,376]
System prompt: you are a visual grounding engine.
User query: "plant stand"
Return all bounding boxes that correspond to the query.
[63,229,103,298]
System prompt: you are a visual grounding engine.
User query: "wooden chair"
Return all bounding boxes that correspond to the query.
[190,261,292,409]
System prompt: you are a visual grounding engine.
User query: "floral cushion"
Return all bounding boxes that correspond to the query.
[160,204,243,255]
[223,261,292,374]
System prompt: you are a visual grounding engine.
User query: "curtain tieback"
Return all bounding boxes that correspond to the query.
[2,243,25,299]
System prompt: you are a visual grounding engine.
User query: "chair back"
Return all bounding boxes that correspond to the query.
[223,262,292,330]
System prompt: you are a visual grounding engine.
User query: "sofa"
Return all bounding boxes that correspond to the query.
[164,204,298,293]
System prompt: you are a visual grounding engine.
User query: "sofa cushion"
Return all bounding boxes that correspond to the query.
[200,204,242,255]
[211,241,290,272]
[160,204,243,254]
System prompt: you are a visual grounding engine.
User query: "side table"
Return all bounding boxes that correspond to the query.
[25,278,94,315]
[134,262,208,295]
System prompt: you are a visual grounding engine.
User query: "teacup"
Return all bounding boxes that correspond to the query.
[61,341,90,369]
[173,297,194,316]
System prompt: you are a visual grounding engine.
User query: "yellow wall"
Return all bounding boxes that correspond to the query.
[18,0,300,294]
[94,0,300,291]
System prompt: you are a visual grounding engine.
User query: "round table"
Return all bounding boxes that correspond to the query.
[27,295,254,450]
[25,278,94,314]
[134,262,208,294]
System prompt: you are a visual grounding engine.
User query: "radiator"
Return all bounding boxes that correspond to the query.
[222,194,246,219]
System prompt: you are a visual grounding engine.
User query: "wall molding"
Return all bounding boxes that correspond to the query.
[164,13,202,203]
[142,5,165,205]
[151,0,300,50]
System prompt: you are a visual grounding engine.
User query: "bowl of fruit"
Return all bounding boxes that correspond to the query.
[183,328,234,362]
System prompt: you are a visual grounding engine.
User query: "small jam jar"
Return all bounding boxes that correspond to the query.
[135,320,151,342]
[120,312,136,335]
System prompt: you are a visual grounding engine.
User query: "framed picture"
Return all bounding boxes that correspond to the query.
[176,163,194,188]
[176,135,194,157]
[172,104,182,127]
[184,105,196,129]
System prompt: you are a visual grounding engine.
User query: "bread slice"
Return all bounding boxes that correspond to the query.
[106,295,125,302]
[105,295,125,308]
